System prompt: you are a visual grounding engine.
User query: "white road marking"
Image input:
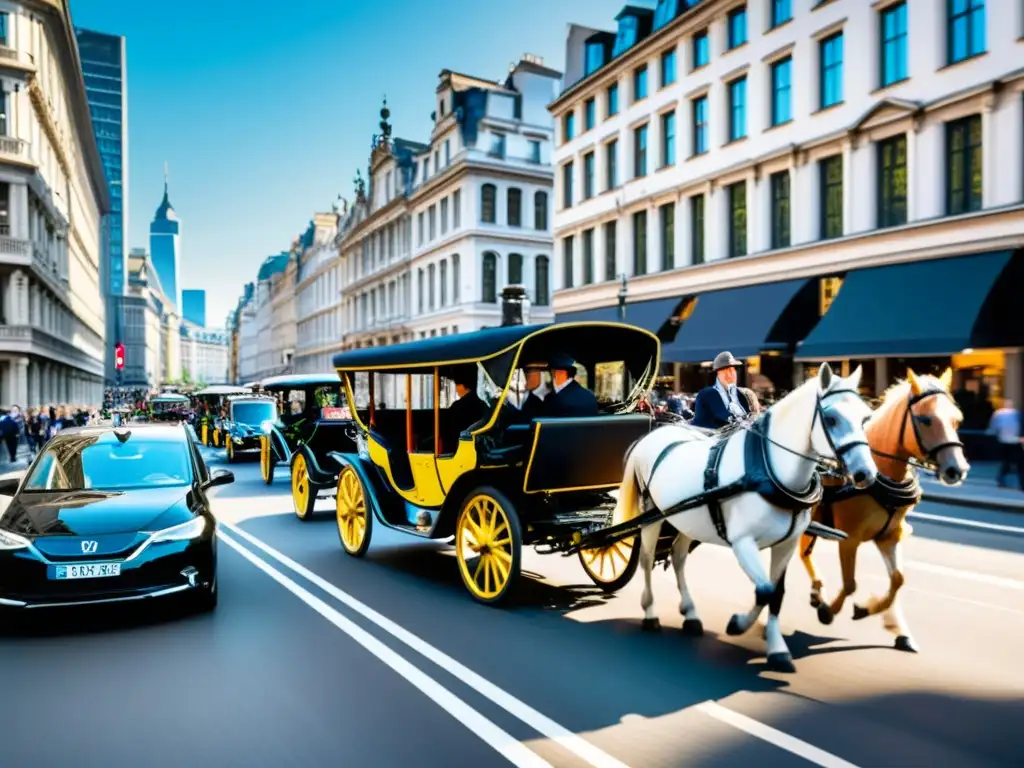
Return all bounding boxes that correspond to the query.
[908,510,1024,535]
[218,531,552,768]
[905,560,1024,591]
[220,521,857,768]
[695,702,860,768]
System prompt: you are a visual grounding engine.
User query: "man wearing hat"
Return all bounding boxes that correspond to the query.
[511,360,549,422]
[691,351,760,429]
[546,353,599,418]
[443,365,488,450]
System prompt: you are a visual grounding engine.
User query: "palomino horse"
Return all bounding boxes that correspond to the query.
[613,363,879,672]
[801,368,969,652]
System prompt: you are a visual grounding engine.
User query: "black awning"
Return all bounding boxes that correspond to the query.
[660,278,817,363]
[555,296,683,339]
[796,250,1021,360]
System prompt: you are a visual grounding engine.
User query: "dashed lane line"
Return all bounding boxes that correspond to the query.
[218,531,553,768]
[220,520,862,768]
[907,510,1024,535]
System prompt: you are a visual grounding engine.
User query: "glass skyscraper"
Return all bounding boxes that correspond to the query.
[75,28,128,380]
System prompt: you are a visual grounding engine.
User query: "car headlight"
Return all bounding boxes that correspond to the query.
[148,517,207,543]
[0,529,30,550]
[261,420,273,434]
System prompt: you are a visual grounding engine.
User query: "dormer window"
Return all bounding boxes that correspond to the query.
[585,41,605,76]
[612,15,639,58]
[439,100,445,118]
[653,0,679,31]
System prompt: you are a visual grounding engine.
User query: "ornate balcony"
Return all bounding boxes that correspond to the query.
[0,136,33,168]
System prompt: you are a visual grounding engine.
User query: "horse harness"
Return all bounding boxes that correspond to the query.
[872,388,964,473]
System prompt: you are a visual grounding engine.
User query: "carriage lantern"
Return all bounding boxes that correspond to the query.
[500,285,529,326]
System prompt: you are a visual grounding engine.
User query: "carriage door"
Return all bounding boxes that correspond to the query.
[404,371,446,508]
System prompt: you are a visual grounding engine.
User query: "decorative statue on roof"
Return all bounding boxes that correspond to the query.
[354,170,366,201]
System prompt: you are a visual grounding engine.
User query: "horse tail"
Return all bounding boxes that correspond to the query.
[613,440,643,527]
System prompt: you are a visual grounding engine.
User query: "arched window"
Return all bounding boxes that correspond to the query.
[428,263,436,310]
[535,256,550,306]
[481,184,497,224]
[507,188,522,227]
[452,254,461,302]
[534,191,548,230]
[481,252,497,303]
[508,253,523,285]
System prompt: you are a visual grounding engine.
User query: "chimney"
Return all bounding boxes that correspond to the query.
[500,285,530,326]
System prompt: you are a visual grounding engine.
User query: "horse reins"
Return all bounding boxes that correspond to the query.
[869,389,963,474]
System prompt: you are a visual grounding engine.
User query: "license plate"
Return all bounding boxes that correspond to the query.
[51,563,122,580]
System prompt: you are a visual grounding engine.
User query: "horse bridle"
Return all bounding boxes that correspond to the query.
[871,389,964,474]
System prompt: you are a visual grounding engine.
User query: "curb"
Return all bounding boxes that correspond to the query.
[921,488,1024,512]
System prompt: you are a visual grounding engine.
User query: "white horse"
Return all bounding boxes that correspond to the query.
[614,363,878,673]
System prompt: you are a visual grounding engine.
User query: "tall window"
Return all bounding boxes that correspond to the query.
[728,181,747,258]
[428,205,436,240]
[481,183,496,223]
[428,263,436,310]
[507,188,522,227]
[692,96,708,155]
[771,0,791,28]
[440,198,449,235]
[440,260,448,305]
[727,5,747,49]
[0,90,7,137]
[0,12,8,47]
[880,2,908,87]
[877,134,908,228]
[417,213,424,245]
[582,229,594,284]
[820,155,843,239]
[728,76,747,141]
[453,189,461,228]
[661,48,677,87]
[604,221,617,281]
[508,253,523,285]
[606,140,618,189]
[661,111,676,167]
[634,125,648,178]
[693,29,709,69]
[771,57,792,126]
[562,162,573,208]
[535,256,550,306]
[632,210,647,275]
[948,0,985,64]
[607,83,619,117]
[690,194,705,265]
[562,236,574,289]
[534,191,548,229]
[633,65,648,101]
[482,252,497,303]
[452,254,461,302]
[770,171,791,249]
[417,268,425,312]
[820,32,844,109]
[947,115,982,214]
[563,112,575,142]
[659,203,675,271]
[583,151,595,199]
[584,98,596,131]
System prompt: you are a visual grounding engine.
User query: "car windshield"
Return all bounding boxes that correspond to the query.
[23,433,193,491]
[232,401,277,425]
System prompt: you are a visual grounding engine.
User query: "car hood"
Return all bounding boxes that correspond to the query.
[0,486,197,537]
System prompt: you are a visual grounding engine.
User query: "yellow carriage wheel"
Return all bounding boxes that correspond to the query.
[454,488,522,605]
[578,535,640,593]
[212,429,220,447]
[226,438,235,463]
[291,453,315,520]
[260,435,274,484]
[201,423,209,445]
[336,466,372,557]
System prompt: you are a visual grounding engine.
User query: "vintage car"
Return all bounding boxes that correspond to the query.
[193,386,248,446]
[327,321,659,605]
[257,374,358,519]
[222,394,279,464]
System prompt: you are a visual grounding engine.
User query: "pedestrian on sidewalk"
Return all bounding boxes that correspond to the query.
[986,398,1024,490]
[1,406,22,462]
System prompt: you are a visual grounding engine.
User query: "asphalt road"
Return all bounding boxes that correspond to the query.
[2,446,1022,767]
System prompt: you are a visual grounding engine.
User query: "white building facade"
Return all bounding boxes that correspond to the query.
[0,0,110,408]
[294,211,342,373]
[551,0,1024,417]
[179,322,229,385]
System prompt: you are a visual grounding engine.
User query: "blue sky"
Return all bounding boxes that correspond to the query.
[68,0,631,328]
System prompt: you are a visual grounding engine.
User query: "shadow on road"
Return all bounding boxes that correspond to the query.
[0,598,204,639]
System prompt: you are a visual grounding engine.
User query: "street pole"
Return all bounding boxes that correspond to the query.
[618,273,628,321]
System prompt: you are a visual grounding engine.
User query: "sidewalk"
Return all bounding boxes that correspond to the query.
[919,460,1024,511]
[0,443,33,477]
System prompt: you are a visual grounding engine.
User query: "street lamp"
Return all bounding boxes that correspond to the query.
[617,273,628,321]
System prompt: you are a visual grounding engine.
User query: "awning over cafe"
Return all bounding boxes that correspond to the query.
[795,250,1022,360]
[660,278,817,363]
[555,296,685,339]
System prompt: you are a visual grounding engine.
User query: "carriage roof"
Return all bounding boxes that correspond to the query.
[194,385,249,396]
[150,394,189,404]
[259,373,342,390]
[330,321,660,376]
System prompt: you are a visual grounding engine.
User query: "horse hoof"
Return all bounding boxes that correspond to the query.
[852,604,869,621]
[809,593,821,609]
[681,619,704,637]
[816,604,834,625]
[895,635,919,653]
[766,652,796,674]
[641,618,661,632]
[725,615,745,636]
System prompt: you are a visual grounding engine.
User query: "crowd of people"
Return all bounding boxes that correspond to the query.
[0,404,104,463]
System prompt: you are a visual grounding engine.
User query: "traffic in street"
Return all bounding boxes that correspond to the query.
[0,445,1020,768]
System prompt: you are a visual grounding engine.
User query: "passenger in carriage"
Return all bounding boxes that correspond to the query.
[443,366,488,449]
[691,351,761,429]
[545,353,599,418]
[504,360,549,424]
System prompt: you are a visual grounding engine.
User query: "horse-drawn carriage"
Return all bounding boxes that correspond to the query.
[327,321,663,604]
[256,373,359,519]
[148,393,190,422]
[222,393,279,464]
[193,385,248,446]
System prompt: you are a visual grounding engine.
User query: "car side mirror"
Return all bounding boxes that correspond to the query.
[203,469,234,489]
[0,475,21,496]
